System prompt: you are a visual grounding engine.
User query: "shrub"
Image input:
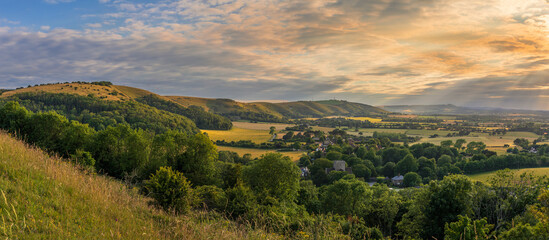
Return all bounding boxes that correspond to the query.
[71,149,95,170]
[144,167,194,213]
[196,185,227,211]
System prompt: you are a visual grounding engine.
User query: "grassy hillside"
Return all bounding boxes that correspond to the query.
[168,96,389,122]
[1,83,131,101]
[0,82,231,131]
[0,132,275,239]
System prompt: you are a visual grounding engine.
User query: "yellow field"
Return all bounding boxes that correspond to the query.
[202,127,272,143]
[320,116,383,122]
[216,146,305,161]
[468,167,549,183]
[232,122,294,131]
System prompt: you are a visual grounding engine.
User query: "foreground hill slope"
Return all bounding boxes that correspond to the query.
[168,97,389,122]
[0,132,271,239]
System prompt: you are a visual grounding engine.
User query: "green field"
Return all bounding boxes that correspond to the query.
[467,167,549,183]
[217,146,305,161]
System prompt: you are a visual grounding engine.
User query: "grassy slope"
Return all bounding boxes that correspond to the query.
[0,132,275,239]
[0,83,132,101]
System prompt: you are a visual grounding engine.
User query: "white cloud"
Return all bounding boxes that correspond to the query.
[1,0,549,110]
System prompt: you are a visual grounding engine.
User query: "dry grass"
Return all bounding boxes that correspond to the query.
[0,132,277,239]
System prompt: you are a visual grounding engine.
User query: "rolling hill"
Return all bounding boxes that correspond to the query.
[0,131,272,239]
[0,82,232,130]
[0,82,388,125]
[168,97,389,122]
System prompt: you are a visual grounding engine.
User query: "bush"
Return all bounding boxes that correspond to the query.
[144,167,194,213]
[71,149,95,170]
[196,185,227,211]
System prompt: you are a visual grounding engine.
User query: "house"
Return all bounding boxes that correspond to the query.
[300,167,310,177]
[325,160,352,174]
[391,175,404,186]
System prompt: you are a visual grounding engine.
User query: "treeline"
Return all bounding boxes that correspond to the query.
[3,92,199,134]
[0,101,213,181]
[224,110,287,123]
[215,139,296,150]
[135,94,232,130]
[301,138,549,187]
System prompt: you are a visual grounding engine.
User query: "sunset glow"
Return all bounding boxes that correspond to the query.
[1,0,548,109]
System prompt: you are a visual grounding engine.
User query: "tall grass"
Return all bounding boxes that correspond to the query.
[0,132,276,239]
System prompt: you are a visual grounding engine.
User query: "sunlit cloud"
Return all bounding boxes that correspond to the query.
[0,0,548,110]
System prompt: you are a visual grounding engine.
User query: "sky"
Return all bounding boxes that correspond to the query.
[0,0,548,110]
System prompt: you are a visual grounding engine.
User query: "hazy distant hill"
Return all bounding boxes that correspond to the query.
[168,97,389,122]
[379,104,549,117]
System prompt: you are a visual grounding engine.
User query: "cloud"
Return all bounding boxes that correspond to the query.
[1,0,549,110]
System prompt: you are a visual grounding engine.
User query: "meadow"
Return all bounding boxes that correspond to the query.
[467,167,549,183]
[0,132,275,239]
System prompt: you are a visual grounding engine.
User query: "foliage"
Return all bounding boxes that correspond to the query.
[403,172,422,187]
[243,153,301,201]
[444,215,493,240]
[144,167,194,213]
[135,94,232,130]
[6,92,199,134]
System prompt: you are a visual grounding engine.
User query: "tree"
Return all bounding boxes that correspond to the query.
[175,133,218,186]
[144,167,194,213]
[0,101,29,133]
[444,216,493,240]
[513,138,530,149]
[91,124,151,179]
[423,175,474,239]
[403,172,422,187]
[440,140,453,148]
[243,153,301,201]
[466,141,486,155]
[321,177,372,216]
[269,126,276,135]
[382,162,396,178]
[326,151,343,161]
[310,158,333,185]
[455,139,466,149]
[353,164,371,179]
[394,154,418,176]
